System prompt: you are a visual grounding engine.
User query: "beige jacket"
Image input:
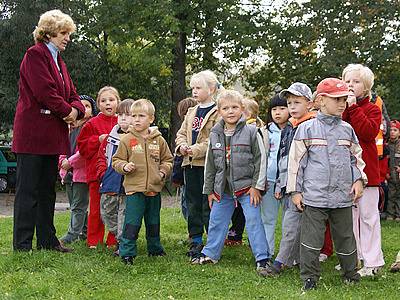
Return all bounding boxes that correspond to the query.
[112,127,173,194]
[175,104,219,167]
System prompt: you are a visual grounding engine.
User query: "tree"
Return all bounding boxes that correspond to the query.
[246,0,400,118]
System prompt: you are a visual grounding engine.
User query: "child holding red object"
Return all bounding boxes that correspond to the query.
[77,86,120,248]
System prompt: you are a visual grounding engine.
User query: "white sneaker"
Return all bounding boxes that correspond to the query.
[335,263,341,271]
[319,253,328,262]
[357,266,382,277]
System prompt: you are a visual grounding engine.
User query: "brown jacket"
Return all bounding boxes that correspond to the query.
[175,104,219,167]
[112,127,173,194]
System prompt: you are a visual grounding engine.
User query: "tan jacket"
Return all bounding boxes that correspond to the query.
[112,127,173,194]
[175,104,219,167]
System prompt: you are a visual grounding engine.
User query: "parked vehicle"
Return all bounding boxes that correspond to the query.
[0,146,17,192]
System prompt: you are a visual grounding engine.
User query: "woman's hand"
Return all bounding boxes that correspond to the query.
[63,107,78,124]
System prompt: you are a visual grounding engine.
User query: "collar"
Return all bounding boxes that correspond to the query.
[356,96,370,106]
[289,111,316,127]
[46,42,59,62]
[213,115,246,134]
[317,111,341,125]
[199,102,215,109]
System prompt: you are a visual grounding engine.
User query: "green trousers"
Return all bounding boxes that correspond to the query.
[300,205,358,282]
[119,193,164,257]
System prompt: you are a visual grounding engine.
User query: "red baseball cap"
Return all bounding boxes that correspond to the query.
[316,78,350,98]
[391,120,400,130]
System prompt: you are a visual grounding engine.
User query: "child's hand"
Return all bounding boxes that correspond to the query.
[395,166,400,173]
[99,134,107,143]
[159,171,166,180]
[274,191,282,200]
[123,162,136,173]
[351,180,364,203]
[61,158,71,170]
[186,146,193,156]
[208,194,218,209]
[347,91,356,106]
[291,193,304,211]
[179,145,189,156]
[248,187,261,207]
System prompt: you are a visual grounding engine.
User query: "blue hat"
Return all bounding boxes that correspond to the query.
[79,95,98,116]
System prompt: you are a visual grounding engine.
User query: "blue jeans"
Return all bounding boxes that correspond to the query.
[202,193,270,262]
[260,182,289,255]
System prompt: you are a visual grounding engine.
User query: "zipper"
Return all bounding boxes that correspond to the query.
[144,138,149,190]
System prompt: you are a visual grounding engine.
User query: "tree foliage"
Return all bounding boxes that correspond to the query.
[246,0,400,118]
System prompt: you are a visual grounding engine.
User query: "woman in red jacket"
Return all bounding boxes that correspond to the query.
[342,64,385,276]
[12,10,85,252]
[77,86,120,248]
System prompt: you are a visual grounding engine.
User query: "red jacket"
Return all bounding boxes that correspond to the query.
[12,42,84,155]
[342,97,381,186]
[77,113,117,183]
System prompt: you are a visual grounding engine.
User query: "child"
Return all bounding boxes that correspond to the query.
[260,94,289,256]
[225,98,267,246]
[287,78,367,290]
[59,95,97,245]
[112,99,173,264]
[97,99,135,255]
[264,82,315,276]
[342,64,385,276]
[387,120,400,220]
[175,70,220,258]
[77,86,120,248]
[172,97,197,221]
[192,90,270,276]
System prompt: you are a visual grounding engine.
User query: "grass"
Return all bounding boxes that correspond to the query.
[0,208,399,300]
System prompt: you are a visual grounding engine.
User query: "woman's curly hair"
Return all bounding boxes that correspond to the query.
[33,9,76,43]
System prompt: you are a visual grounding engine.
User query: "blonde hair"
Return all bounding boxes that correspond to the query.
[342,64,374,98]
[131,99,155,116]
[217,90,243,109]
[117,99,135,115]
[96,86,120,106]
[177,97,197,120]
[33,10,76,43]
[190,70,222,99]
[243,98,259,119]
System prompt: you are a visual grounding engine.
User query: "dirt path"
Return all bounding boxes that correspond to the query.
[0,192,179,217]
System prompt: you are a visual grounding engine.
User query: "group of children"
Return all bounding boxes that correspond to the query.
[57,64,399,290]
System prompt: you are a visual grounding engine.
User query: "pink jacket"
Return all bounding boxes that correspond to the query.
[59,151,87,183]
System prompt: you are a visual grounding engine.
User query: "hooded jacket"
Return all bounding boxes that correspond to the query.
[203,117,267,198]
[175,103,219,167]
[112,127,173,194]
[286,112,367,208]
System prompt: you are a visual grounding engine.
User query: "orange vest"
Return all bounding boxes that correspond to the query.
[374,96,384,156]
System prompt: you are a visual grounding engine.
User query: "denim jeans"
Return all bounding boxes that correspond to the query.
[202,193,270,262]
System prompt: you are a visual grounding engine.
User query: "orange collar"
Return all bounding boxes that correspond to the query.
[289,111,316,127]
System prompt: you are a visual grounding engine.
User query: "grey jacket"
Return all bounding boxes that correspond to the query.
[203,117,267,198]
[286,112,367,208]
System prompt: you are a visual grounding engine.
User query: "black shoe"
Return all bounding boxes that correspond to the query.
[149,251,167,257]
[303,278,317,291]
[121,256,134,265]
[52,242,73,253]
[344,272,361,284]
[186,243,203,257]
[256,259,271,277]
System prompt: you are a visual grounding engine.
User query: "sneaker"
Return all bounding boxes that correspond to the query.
[186,243,203,258]
[357,266,382,277]
[113,249,120,257]
[390,262,400,273]
[261,261,281,277]
[256,259,271,277]
[148,251,167,257]
[319,253,328,262]
[395,217,400,222]
[121,256,134,265]
[344,272,361,285]
[224,239,243,246]
[386,216,394,221]
[88,245,97,249]
[302,278,317,291]
[191,253,218,265]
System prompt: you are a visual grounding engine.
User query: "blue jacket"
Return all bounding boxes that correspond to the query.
[99,125,125,194]
[266,122,282,183]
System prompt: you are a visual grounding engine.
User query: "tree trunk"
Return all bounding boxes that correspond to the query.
[170,30,187,150]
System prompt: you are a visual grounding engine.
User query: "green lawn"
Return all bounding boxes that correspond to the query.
[0,209,399,300]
